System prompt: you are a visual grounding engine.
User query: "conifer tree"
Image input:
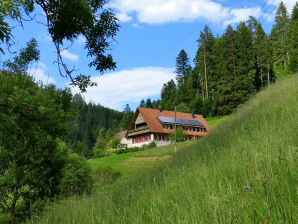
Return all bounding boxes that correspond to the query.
[145,98,152,108]
[235,22,256,102]
[139,99,146,107]
[195,25,215,98]
[176,49,190,87]
[271,1,290,72]
[161,80,177,110]
[254,23,269,88]
[289,3,298,73]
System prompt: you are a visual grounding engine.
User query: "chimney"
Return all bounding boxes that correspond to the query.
[159,106,163,112]
[192,111,195,119]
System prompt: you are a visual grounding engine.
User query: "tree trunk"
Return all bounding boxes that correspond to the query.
[203,51,208,98]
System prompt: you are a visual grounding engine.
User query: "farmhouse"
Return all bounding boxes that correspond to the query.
[120,107,211,148]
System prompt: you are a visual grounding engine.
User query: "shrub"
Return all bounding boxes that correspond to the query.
[147,141,157,149]
[58,150,92,196]
[169,127,185,142]
[115,148,128,154]
[94,148,106,158]
[106,136,121,149]
[127,147,140,152]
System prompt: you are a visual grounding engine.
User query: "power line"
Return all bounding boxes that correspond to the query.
[152,1,274,68]
[258,0,277,23]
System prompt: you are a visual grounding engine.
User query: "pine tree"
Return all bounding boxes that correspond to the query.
[139,99,145,107]
[176,49,190,87]
[235,22,256,103]
[271,1,290,72]
[254,23,269,89]
[94,128,106,149]
[161,79,177,110]
[145,98,152,108]
[190,95,203,114]
[289,3,298,73]
[195,25,216,98]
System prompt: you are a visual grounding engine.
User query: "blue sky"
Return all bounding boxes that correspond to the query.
[1,0,296,111]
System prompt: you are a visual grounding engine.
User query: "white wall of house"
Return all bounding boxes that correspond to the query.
[121,133,173,148]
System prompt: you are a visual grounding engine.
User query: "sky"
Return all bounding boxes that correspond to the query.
[1,0,297,111]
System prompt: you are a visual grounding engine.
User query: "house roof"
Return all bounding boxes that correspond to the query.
[127,107,211,137]
[118,130,128,139]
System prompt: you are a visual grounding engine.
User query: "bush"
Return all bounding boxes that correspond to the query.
[147,141,157,149]
[115,148,128,154]
[106,136,121,149]
[58,149,92,196]
[127,147,140,152]
[169,127,185,142]
[94,148,106,158]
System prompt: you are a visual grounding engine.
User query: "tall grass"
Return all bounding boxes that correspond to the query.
[28,75,297,224]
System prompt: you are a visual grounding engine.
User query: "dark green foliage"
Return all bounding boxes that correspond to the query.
[190,94,203,114]
[94,148,106,158]
[106,136,121,149]
[176,49,190,88]
[270,1,290,74]
[67,94,122,150]
[289,3,298,73]
[72,141,93,159]
[176,102,190,113]
[202,98,212,118]
[147,141,157,149]
[58,146,92,197]
[145,98,152,108]
[119,104,133,131]
[94,128,106,150]
[195,25,216,98]
[161,79,177,110]
[0,71,72,222]
[139,99,145,107]
[169,127,185,142]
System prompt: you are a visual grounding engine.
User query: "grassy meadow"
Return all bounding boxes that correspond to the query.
[28,75,297,223]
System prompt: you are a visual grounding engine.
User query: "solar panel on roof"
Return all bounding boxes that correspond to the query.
[180,118,204,127]
[157,116,183,125]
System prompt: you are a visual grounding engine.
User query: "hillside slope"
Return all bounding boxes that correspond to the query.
[29,75,297,223]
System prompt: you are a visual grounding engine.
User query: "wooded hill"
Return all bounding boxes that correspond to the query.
[140,2,298,117]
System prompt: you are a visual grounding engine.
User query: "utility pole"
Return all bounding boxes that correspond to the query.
[174,106,177,155]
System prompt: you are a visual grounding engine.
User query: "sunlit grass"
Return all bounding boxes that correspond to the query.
[28,75,297,224]
[206,115,229,128]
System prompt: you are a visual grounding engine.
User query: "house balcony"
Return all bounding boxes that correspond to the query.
[127,127,150,137]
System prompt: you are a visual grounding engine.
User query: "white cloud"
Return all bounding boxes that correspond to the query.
[223,7,262,26]
[61,49,79,61]
[28,63,55,85]
[77,35,86,45]
[269,0,297,12]
[71,67,175,110]
[108,0,265,26]
[132,23,141,28]
[116,12,133,22]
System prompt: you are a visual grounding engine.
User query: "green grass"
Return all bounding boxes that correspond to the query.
[206,115,229,128]
[88,142,194,176]
[28,75,297,224]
